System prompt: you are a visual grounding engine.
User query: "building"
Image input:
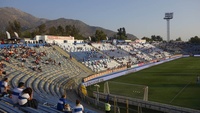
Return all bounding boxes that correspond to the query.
[34,35,75,44]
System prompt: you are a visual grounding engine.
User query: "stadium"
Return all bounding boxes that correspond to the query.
[0,34,200,113]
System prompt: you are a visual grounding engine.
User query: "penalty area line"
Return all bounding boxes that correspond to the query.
[170,81,191,103]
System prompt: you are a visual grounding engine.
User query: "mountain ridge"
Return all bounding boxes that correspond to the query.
[0,7,137,40]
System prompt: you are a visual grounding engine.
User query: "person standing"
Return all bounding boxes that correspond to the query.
[105,101,111,113]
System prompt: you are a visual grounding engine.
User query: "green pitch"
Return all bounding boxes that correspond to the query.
[91,57,200,110]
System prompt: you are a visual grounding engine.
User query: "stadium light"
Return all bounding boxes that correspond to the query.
[164,12,173,42]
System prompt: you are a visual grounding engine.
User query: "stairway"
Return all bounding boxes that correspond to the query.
[52,45,94,75]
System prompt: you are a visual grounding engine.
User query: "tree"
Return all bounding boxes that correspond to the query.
[6,20,21,37]
[141,37,152,42]
[47,25,84,39]
[0,31,6,39]
[21,31,32,38]
[70,25,79,36]
[91,36,97,42]
[65,25,72,36]
[57,25,64,36]
[151,35,163,41]
[175,37,182,41]
[74,34,85,40]
[31,29,39,38]
[38,24,46,34]
[48,26,57,35]
[188,36,200,44]
[117,27,127,40]
[94,30,106,42]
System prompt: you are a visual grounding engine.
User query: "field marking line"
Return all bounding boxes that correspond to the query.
[170,81,191,103]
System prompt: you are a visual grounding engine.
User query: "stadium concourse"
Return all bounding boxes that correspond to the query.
[0,40,200,113]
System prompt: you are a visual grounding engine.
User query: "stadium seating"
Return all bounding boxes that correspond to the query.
[0,45,97,113]
[59,43,121,72]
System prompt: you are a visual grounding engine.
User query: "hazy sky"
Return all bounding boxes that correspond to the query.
[0,0,200,41]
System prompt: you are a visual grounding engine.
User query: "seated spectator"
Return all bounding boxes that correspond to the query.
[65,104,72,113]
[58,62,61,67]
[0,60,4,68]
[38,66,42,72]
[45,60,49,64]
[0,77,10,97]
[0,79,2,94]
[73,99,84,113]
[11,82,25,105]
[21,58,26,62]
[5,57,10,63]
[18,87,38,109]
[35,60,39,64]
[32,65,37,71]
[57,94,67,111]
[53,60,56,65]
[21,62,24,68]
[0,69,2,79]
[70,54,72,60]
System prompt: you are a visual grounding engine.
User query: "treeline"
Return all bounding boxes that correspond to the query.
[142,35,200,44]
[0,20,88,40]
[0,20,128,42]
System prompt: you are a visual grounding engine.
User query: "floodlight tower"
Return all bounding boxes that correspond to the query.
[164,12,173,42]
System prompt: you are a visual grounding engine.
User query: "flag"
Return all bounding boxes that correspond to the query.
[6,31,11,39]
[14,32,19,38]
[89,36,91,41]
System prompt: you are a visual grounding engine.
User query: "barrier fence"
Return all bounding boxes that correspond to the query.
[78,90,200,113]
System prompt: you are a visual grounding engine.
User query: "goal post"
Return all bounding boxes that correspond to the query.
[144,86,148,101]
[104,81,148,101]
[104,81,110,94]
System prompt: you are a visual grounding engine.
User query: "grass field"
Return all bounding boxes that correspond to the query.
[88,57,200,110]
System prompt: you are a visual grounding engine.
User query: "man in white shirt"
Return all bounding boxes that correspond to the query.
[73,99,84,113]
[11,82,25,104]
[18,93,30,105]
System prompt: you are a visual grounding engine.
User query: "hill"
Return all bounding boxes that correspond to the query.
[0,7,47,31]
[0,7,137,40]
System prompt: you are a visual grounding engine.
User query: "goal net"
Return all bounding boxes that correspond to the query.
[104,81,148,101]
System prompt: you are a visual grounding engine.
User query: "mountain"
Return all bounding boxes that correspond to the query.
[44,18,116,37]
[0,7,47,31]
[0,7,137,40]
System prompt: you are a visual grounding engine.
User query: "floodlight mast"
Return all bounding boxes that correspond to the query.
[164,12,173,42]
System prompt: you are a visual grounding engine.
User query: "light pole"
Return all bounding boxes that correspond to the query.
[164,12,173,42]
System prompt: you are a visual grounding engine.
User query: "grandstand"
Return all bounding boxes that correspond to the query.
[0,40,200,113]
[59,43,121,72]
[0,44,99,113]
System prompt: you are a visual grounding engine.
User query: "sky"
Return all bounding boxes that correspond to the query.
[0,0,200,41]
